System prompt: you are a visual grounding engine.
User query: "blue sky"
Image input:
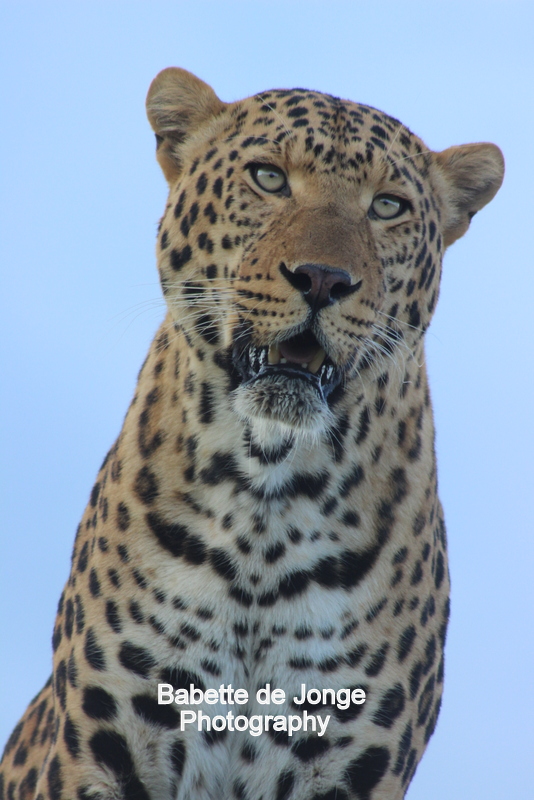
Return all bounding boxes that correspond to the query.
[1,2,533,797]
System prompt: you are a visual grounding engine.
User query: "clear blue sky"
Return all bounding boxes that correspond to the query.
[1,2,533,797]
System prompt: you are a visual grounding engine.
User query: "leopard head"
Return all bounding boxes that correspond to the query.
[147,68,504,440]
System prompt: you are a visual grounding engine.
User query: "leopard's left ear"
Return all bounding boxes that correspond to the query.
[434,143,504,247]
[146,67,227,183]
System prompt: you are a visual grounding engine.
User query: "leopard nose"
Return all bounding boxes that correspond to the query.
[280,262,362,311]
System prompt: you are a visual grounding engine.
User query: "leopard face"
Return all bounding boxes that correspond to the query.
[148,69,503,443]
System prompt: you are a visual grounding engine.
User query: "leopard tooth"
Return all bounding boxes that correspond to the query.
[268,345,281,365]
[308,347,327,374]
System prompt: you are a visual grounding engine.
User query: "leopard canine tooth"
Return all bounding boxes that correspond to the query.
[308,347,327,374]
[268,345,281,365]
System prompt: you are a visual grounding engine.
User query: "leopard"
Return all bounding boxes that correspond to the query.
[0,67,504,800]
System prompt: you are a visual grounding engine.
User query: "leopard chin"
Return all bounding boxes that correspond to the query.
[232,371,334,442]
[231,327,343,439]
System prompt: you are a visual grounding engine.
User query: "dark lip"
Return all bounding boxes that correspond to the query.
[232,331,343,400]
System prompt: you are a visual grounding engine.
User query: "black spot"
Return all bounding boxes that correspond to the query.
[392,721,413,776]
[84,629,105,671]
[329,413,350,462]
[63,715,80,757]
[422,635,436,676]
[201,659,221,676]
[409,661,424,700]
[64,599,74,639]
[170,740,186,776]
[90,482,100,508]
[106,600,122,633]
[241,742,257,763]
[292,735,331,761]
[203,727,227,746]
[182,214,190,236]
[170,245,192,271]
[89,568,101,597]
[373,684,406,728]
[117,502,130,531]
[393,546,408,565]
[268,725,290,746]
[365,643,389,677]
[117,544,129,563]
[174,190,186,218]
[18,767,38,799]
[355,406,370,444]
[229,586,254,607]
[417,674,435,727]
[311,556,337,587]
[160,666,206,692]
[345,643,367,667]
[204,202,217,224]
[338,544,383,589]
[82,686,117,720]
[195,313,219,345]
[199,382,215,423]
[180,622,201,640]
[264,542,286,563]
[77,541,89,573]
[68,651,78,687]
[132,694,180,728]
[339,465,364,497]
[47,755,63,800]
[210,549,237,581]
[134,466,159,505]
[288,656,312,669]
[75,595,85,633]
[89,730,150,800]
[311,790,350,800]
[146,511,192,559]
[289,471,328,499]
[118,642,156,678]
[342,510,360,527]
[345,746,390,800]
[321,497,338,516]
[132,569,147,589]
[397,625,417,662]
[200,451,241,485]
[55,660,67,710]
[279,570,310,598]
[410,560,423,585]
[184,535,208,565]
[434,550,445,588]
[13,743,27,766]
[332,685,368,723]
[275,771,295,800]
[196,173,208,194]
[408,300,421,329]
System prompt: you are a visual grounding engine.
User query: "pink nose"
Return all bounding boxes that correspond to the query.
[280,262,361,312]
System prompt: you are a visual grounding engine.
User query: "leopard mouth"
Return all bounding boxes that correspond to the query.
[234,329,342,400]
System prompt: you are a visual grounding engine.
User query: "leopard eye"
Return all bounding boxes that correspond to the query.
[370,194,409,220]
[250,164,287,193]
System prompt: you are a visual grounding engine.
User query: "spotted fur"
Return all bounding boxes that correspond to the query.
[0,68,503,800]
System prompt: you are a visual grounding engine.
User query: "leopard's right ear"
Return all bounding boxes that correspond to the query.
[146,68,226,183]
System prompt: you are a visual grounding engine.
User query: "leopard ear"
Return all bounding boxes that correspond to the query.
[434,143,504,248]
[146,68,226,182]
